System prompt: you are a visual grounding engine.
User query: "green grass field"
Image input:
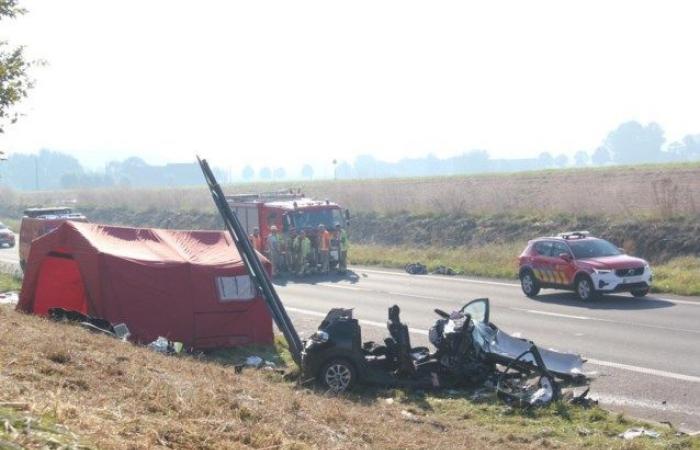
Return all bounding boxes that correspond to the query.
[0,272,21,292]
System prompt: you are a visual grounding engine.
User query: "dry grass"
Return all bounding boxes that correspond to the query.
[1,305,697,449]
[0,307,700,449]
[2,162,700,218]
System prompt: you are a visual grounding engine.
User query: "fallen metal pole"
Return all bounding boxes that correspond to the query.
[197,157,303,366]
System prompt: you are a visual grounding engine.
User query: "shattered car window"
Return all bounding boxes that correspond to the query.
[461,298,488,323]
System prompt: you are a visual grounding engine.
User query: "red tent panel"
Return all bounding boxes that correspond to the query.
[18,222,273,349]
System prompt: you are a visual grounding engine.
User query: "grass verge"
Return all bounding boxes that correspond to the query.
[351,242,523,280]
[1,304,697,449]
[351,243,700,297]
[0,272,21,292]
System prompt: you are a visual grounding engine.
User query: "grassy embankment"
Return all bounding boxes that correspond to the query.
[351,243,700,297]
[0,272,21,292]
[0,304,697,449]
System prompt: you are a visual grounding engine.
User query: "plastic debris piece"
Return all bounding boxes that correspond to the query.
[113,323,131,341]
[529,377,554,406]
[245,356,264,367]
[148,337,170,353]
[0,292,18,305]
[619,428,661,440]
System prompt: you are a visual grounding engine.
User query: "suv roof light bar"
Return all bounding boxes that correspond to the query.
[198,157,303,366]
[558,230,591,240]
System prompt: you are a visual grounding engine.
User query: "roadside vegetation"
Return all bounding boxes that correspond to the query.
[0,272,21,292]
[2,161,699,217]
[352,242,523,280]
[0,304,696,449]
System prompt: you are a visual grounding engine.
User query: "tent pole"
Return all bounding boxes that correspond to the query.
[197,157,304,367]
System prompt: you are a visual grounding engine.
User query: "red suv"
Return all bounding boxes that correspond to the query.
[518,231,652,301]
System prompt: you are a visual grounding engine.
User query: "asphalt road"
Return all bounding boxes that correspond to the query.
[274,267,700,433]
[0,234,19,265]
[2,240,698,432]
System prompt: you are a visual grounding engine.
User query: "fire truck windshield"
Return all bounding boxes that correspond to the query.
[291,208,344,230]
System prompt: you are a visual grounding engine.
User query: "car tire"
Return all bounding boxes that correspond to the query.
[575,276,598,301]
[319,358,357,393]
[631,288,649,298]
[520,271,540,298]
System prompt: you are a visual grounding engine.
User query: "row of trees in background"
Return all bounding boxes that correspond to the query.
[0,152,228,190]
[323,121,700,179]
[1,121,699,190]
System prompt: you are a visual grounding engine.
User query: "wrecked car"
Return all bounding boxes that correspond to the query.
[302,298,587,402]
[198,157,590,406]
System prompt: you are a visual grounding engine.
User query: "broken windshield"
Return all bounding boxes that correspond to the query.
[290,208,344,230]
[568,239,621,259]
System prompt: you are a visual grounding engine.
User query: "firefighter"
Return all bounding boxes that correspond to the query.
[285,230,297,274]
[297,230,311,276]
[317,224,331,274]
[335,222,348,273]
[292,230,302,274]
[249,227,263,253]
[267,225,282,276]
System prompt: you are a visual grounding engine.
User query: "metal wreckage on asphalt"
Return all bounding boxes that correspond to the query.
[199,157,592,407]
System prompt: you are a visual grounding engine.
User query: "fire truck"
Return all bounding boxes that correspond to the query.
[226,191,349,272]
[19,207,88,271]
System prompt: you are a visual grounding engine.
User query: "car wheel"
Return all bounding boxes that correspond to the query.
[631,288,649,297]
[520,271,540,298]
[575,276,598,301]
[320,358,356,393]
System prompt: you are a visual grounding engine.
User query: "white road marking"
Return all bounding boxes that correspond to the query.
[511,307,700,334]
[511,308,592,321]
[354,267,700,306]
[586,358,700,384]
[286,306,700,384]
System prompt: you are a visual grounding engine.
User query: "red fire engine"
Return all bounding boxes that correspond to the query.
[226,191,349,271]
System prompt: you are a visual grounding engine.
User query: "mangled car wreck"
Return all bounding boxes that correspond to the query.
[200,157,590,406]
[301,299,586,405]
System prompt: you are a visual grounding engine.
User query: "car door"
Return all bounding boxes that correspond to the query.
[531,241,557,285]
[460,298,489,323]
[551,241,575,286]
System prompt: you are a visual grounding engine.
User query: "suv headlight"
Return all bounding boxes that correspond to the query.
[310,330,329,343]
[594,269,612,275]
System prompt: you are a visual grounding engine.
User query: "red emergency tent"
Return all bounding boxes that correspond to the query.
[17,221,273,349]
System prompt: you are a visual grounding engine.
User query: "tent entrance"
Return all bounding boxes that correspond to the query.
[33,252,88,316]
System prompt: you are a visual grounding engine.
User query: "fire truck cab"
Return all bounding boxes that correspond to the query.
[226,191,349,271]
[19,207,88,271]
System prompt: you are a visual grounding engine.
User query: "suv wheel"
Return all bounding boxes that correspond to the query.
[520,271,540,298]
[575,276,598,301]
[631,288,649,298]
[320,359,356,393]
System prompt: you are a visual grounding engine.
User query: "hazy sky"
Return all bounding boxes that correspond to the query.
[2,1,699,175]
